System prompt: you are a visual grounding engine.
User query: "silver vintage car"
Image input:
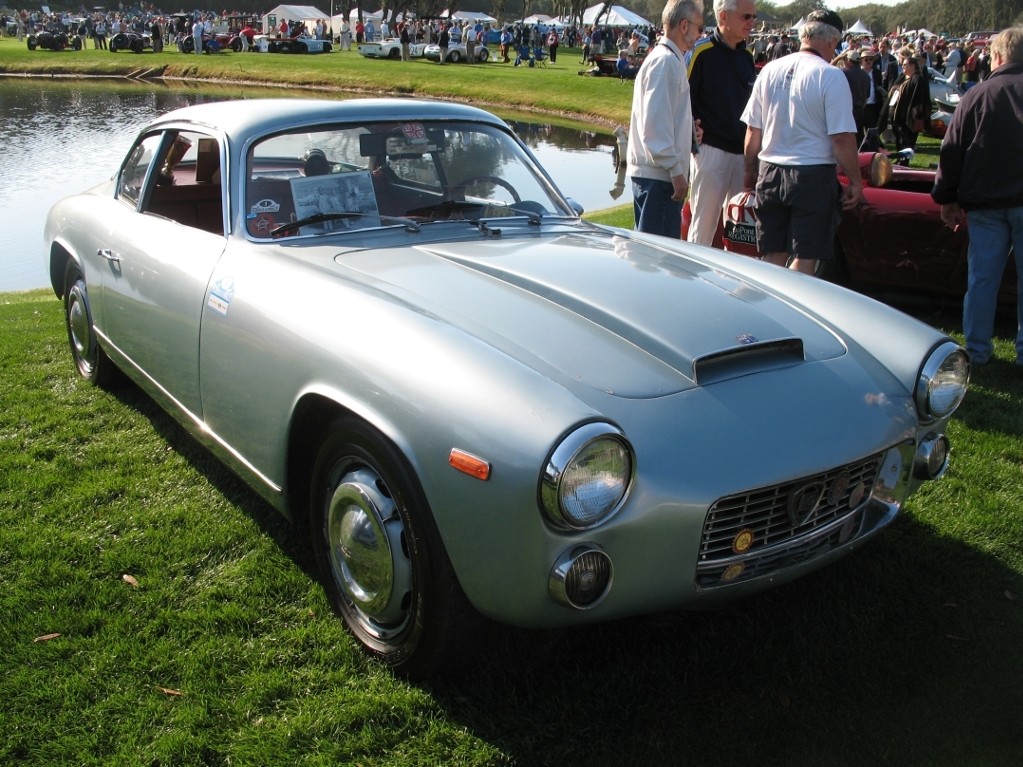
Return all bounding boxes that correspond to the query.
[45,98,968,677]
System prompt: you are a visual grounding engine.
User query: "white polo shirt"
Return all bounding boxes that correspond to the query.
[741,49,856,166]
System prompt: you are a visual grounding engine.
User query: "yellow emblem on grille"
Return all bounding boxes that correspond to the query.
[732,528,755,554]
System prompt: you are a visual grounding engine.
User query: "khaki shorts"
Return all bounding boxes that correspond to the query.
[755,162,841,260]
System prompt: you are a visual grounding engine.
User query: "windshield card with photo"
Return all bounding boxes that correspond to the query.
[290,170,381,231]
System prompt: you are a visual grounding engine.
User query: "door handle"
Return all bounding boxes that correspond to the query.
[97,248,120,262]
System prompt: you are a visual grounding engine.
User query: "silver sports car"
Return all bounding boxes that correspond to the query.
[45,98,969,678]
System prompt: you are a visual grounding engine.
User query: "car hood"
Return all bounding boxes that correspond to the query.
[336,230,848,398]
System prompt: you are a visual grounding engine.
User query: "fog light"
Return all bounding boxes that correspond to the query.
[549,546,613,609]
[914,433,950,480]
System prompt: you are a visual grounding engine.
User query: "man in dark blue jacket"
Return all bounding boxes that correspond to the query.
[686,0,757,245]
[932,27,1023,365]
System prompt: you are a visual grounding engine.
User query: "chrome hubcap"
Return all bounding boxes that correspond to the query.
[67,286,92,362]
[326,467,412,639]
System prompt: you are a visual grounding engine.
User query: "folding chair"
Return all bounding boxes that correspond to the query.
[532,46,547,67]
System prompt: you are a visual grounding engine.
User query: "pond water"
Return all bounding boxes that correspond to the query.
[0,78,630,293]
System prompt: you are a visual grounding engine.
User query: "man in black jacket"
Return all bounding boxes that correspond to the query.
[932,26,1023,365]
[686,0,757,245]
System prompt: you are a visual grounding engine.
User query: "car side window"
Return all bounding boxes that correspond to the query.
[118,132,164,208]
[141,130,225,236]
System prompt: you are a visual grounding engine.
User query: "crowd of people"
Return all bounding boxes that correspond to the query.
[627,0,1023,367]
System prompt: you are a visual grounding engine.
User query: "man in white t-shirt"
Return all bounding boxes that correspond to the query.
[741,8,862,274]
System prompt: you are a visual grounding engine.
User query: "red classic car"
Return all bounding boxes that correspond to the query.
[683,152,1016,307]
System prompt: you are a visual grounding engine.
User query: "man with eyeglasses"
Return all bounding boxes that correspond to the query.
[686,0,758,246]
[740,8,862,275]
[626,0,705,238]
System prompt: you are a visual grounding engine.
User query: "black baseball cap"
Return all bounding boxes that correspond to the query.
[806,9,844,36]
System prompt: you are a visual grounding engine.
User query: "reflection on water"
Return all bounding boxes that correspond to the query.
[0,78,630,292]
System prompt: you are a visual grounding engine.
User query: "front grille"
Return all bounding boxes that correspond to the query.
[696,452,884,588]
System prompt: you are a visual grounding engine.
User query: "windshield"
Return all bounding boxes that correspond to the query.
[245,120,573,238]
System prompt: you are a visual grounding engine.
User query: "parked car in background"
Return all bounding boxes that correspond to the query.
[836,151,1017,306]
[45,99,968,678]
[926,66,958,103]
[26,26,83,50]
[684,150,1016,307]
[358,37,427,58]
[109,30,153,53]
[254,32,332,53]
[423,41,490,62]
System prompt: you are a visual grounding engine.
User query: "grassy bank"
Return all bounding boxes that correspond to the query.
[0,35,634,127]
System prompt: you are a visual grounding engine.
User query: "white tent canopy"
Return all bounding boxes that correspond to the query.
[346,8,382,22]
[330,11,383,31]
[582,4,652,28]
[522,14,554,25]
[442,10,498,23]
[846,19,871,35]
[262,5,329,34]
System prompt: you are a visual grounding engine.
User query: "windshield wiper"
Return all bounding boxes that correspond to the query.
[270,211,420,237]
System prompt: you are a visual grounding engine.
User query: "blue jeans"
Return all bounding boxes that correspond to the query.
[963,206,1023,363]
[632,177,682,239]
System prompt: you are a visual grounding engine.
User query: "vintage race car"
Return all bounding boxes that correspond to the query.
[254,33,332,53]
[836,151,1017,306]
[110,31,153,53]
[925,66,958,104]
[45,99,968,678]
[423,41,490,62]
[686,151,1016,308]
[358,37,427,59]
[26,27,84,51]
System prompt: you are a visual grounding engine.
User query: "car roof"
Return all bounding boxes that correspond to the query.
[149,98,507,140]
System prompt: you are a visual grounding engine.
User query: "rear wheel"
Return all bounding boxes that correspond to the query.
[63,262,120,388]
[448,49,461,63]
[309,417,480,678]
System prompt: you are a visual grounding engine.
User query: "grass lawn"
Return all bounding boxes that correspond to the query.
[2,35,1021,766]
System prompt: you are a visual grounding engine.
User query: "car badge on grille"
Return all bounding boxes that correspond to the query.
[787,481,825,526]
[828,471,851,506]
[736,333,758,344]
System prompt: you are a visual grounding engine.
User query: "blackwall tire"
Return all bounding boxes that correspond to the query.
[309,417,481,678]
[63,262,121,389]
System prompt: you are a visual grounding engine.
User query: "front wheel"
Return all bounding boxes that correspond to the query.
[63,262,120,388]
[309,417,480,678]
[447,49,461,63]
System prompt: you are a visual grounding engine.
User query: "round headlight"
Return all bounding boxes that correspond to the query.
[540,423,633,530]
[916,342,970,420]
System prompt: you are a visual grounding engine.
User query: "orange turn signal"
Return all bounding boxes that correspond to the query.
[449,448,490,481]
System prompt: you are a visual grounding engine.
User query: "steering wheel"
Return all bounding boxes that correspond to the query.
[450,175,521,204]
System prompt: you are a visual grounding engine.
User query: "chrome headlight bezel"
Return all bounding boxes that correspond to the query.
[540,422,634,531]
[915,341,970,422]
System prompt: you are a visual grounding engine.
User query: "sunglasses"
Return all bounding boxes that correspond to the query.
[734,13,757,21]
